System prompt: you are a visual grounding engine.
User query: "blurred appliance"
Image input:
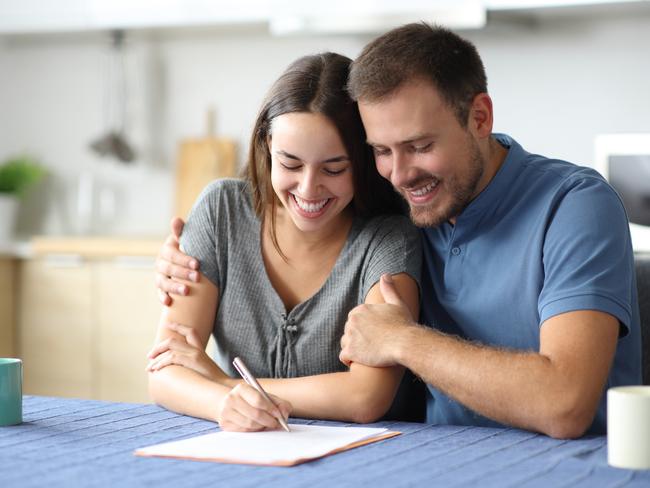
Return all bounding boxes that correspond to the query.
[595,133,650,252]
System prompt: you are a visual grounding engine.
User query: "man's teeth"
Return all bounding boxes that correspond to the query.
[410,180,438,197]
[293,194,329,213]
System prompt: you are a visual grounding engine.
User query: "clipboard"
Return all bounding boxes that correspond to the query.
[135,424,401,467]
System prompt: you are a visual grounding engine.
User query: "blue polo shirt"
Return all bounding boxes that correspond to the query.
[420,134,642,434]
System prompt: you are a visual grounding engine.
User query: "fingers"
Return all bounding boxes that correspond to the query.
[146,347,195,372]
[164,322,203,349]
[158,288,172,306]
[158,231,199,276]
[379,273,406,307]
[146,350,175,372]
[170,217,185,241]
[155,271,189,296]
[339,319,352,367]
[167,216,198,271]
[147,337,172,360]
[218,407,268,432]
[238,385,286,423]
[219,385,286,431]
[156,257,198,284]
[339,349,352,367]
[147,336,193,362]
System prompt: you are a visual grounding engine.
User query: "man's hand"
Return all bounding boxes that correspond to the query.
[339,274,417,368]
[155,217,200,306]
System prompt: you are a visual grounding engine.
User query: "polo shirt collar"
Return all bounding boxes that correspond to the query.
[453,133,526,225]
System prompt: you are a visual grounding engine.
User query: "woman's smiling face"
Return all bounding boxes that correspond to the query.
[269,111,355,233]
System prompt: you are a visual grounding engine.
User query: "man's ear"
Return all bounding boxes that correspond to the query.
[468,93,494,139]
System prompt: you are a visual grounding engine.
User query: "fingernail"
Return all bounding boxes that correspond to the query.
[383,274,393,283]
[190,260,198,270]
[178,285,187,294]
[189,271,198,282]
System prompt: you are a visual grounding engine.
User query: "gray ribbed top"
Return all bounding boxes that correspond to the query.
[180,179,421,379]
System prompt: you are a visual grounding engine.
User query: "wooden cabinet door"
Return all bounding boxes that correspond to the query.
[95,257,161,403]
[18,257,94,398]
[0,258,15,357]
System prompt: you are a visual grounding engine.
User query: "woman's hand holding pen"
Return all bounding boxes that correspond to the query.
[147,323,292,432]
[146,322,224,381]
[217,384,292,432]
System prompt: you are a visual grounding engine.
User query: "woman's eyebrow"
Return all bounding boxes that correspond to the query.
[276,150,349,164]
[322,155,349,163]
[276,150,300,160]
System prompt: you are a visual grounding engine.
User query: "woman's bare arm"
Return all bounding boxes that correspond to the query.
[252,273,419,423]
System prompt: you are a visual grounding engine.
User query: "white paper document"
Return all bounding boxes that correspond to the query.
[135,424,400,466]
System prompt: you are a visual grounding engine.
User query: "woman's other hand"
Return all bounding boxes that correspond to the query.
[156,217,200,306]
[147,322,222,381]
[217,384,292,432]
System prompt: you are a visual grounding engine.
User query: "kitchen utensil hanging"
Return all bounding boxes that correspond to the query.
[90,30,136,163]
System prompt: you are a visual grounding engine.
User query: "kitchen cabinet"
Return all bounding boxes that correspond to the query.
[0,258,16,357]
[19,257,94,398]
[18,239,164,403]
[95,258,160,402]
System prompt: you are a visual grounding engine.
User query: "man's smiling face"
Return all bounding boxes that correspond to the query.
[359,79,487,227]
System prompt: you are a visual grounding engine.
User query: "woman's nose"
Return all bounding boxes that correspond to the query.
[297,168,320,197]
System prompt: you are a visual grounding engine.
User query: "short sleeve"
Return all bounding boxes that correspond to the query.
[179,180,225,289]
[361,215,422,300]
[539,174,635,335]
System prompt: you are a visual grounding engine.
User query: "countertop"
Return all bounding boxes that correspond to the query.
[0,236,164,259]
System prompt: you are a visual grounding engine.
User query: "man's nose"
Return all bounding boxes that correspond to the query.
[389,151,412,188]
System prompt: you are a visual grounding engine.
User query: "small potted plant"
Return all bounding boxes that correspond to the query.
[0,156,46,242]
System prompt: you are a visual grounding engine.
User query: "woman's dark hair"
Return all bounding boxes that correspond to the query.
[348,23,487,128]
[244,52,404,256]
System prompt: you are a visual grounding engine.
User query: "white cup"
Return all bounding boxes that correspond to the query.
[608,386,650,470]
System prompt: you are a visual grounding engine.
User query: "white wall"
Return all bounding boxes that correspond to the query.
[471,14,650,165]
[0,12,648,237]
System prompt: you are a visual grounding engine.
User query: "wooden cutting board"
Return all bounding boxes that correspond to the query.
[174,137,237,218]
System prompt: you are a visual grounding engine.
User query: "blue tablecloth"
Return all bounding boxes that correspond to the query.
[1,396,649,487]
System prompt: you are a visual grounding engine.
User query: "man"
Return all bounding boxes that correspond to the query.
[156,23,640,438]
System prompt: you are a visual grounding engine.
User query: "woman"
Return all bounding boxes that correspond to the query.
[148,52,421,432]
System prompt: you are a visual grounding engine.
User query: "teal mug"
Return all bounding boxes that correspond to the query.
[0,358,22,426]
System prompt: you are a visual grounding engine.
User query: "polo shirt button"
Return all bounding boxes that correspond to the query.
[451,247,461,256]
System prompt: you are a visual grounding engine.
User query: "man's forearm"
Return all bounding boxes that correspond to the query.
[392,325,597,438]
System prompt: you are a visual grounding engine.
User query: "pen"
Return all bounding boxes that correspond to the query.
[232,357,291,432]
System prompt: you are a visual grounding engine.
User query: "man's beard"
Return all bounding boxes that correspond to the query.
[405,140,485,228]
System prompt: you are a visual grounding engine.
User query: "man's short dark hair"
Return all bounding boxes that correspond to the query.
[348,23,487,127]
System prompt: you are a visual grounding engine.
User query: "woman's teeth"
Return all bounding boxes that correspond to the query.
[410,180,438,197]
[293,194,329,213]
